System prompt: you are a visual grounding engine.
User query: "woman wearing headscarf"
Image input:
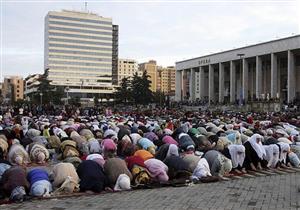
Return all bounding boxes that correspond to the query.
[243,134,266,171]
[137,138,156,155]
[191,158,212,182]
[86,153,105,168]
[103,157,133,188]
[27,142,50,164]
[27,168,52,197]
[117,135,135,159]
[162,135,178,146]
[134,149,154,161]
[2,166,29,202]
[101,138,117,159]
[203,150,232,178]
[52,162,79,194]
[125,155,151,185]
[8,143,30,166]
[177,133,195,153]
[222,145,246,174]
[263,144,280,168]
[193,135,213,152]
[77,160,109,193]
[144,158,169,183]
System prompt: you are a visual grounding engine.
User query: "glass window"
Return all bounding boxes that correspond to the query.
[49,55,111,62]
[49,32,112,41]
[50,60,112,67]
[49,37,112,46]
[49,66,111,72]
[49,26,112,35]
[49,43,111,51]
[49,21,112,31]
[49,49,112,57]
[49,15,112,26]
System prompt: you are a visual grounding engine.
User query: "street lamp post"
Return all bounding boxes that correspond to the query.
[39,93,43,105]
[65,87,70,105]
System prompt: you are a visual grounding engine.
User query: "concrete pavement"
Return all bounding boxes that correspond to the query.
[1,170,300,210]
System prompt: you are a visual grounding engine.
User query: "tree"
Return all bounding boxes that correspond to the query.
[114,77,132,104]
[36,70,63,105]
[153,90,166,106]
[131,71,153,105]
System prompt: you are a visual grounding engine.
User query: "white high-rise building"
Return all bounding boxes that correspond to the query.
[44,10,118,100]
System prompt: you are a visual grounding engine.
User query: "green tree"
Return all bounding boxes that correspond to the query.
[36,70,63,105]
[115,77,132,104]
[131,71,153,105]
[153,90,166,106]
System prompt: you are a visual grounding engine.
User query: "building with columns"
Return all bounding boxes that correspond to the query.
[175,35,300,104]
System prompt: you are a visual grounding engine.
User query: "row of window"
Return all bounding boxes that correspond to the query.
[49,55,112,62]
[49,71,112,78]
[49,26,113,35]
[49,66,112,72]
[49,49,112,57]
[50,60,112,67]
[49,43,112,51]
[49,37,112,46]
[49,15,112,26]
[49,77,112,83]
[49,21,112,31]
[49,32,112,41]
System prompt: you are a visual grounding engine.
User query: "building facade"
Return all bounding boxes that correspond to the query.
[24,74,42,101]
[139,60,158,92]
[44,10,118,100]
[117,59,139,85]
[157,66,176,96]
[176,35,300,104]
[1,76,24,103]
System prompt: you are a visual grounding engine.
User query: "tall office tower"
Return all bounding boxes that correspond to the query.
[44,10,118,101]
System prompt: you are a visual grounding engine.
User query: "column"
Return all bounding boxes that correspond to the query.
[219,63,225,103]
[256,56,262,99]
[242,58,248,102]
[271,53,278,98]
[230,61,236,103]
[175,70,182,101]
[199,66,205,100]
[189,68,195,101]
[288,50,295,103]
[208,64,215,104]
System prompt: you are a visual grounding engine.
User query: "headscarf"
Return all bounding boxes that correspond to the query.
[125,155,146,170]
[247,134,266,159]
[86,154,105,167]
[101,138,117,151]
[263,144,279,168]
[277,142,290,163]
[8,144,30,165]
[191,158,211,179]
[134,150,154,161]
[130,133,142,145]
[166,144,179,159]
[114,174,131,191]
[10,186,26,202]
[162,135,178,146]
[228,144,245,168]
[144,132,159,142]
[138,138,155,150]
[144,158,169,182]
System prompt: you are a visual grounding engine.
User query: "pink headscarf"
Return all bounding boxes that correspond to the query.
[101,139,117,151]
[144,158,169,182]
[162,136,178,146]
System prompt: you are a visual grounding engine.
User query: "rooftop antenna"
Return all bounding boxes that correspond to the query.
[85,2,88,12]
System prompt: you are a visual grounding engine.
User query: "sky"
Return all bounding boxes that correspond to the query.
[1,0,300,80]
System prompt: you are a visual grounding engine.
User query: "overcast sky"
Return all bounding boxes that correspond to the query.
[1,0,300,79]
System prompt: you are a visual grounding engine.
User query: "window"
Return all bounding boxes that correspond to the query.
[49,21,112,31]
[49,15,112,25]
[49,43,111,51]
[49,26,112,35]
[49,32,112,41]
[49,37,112,46]
[49,49,112,57]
